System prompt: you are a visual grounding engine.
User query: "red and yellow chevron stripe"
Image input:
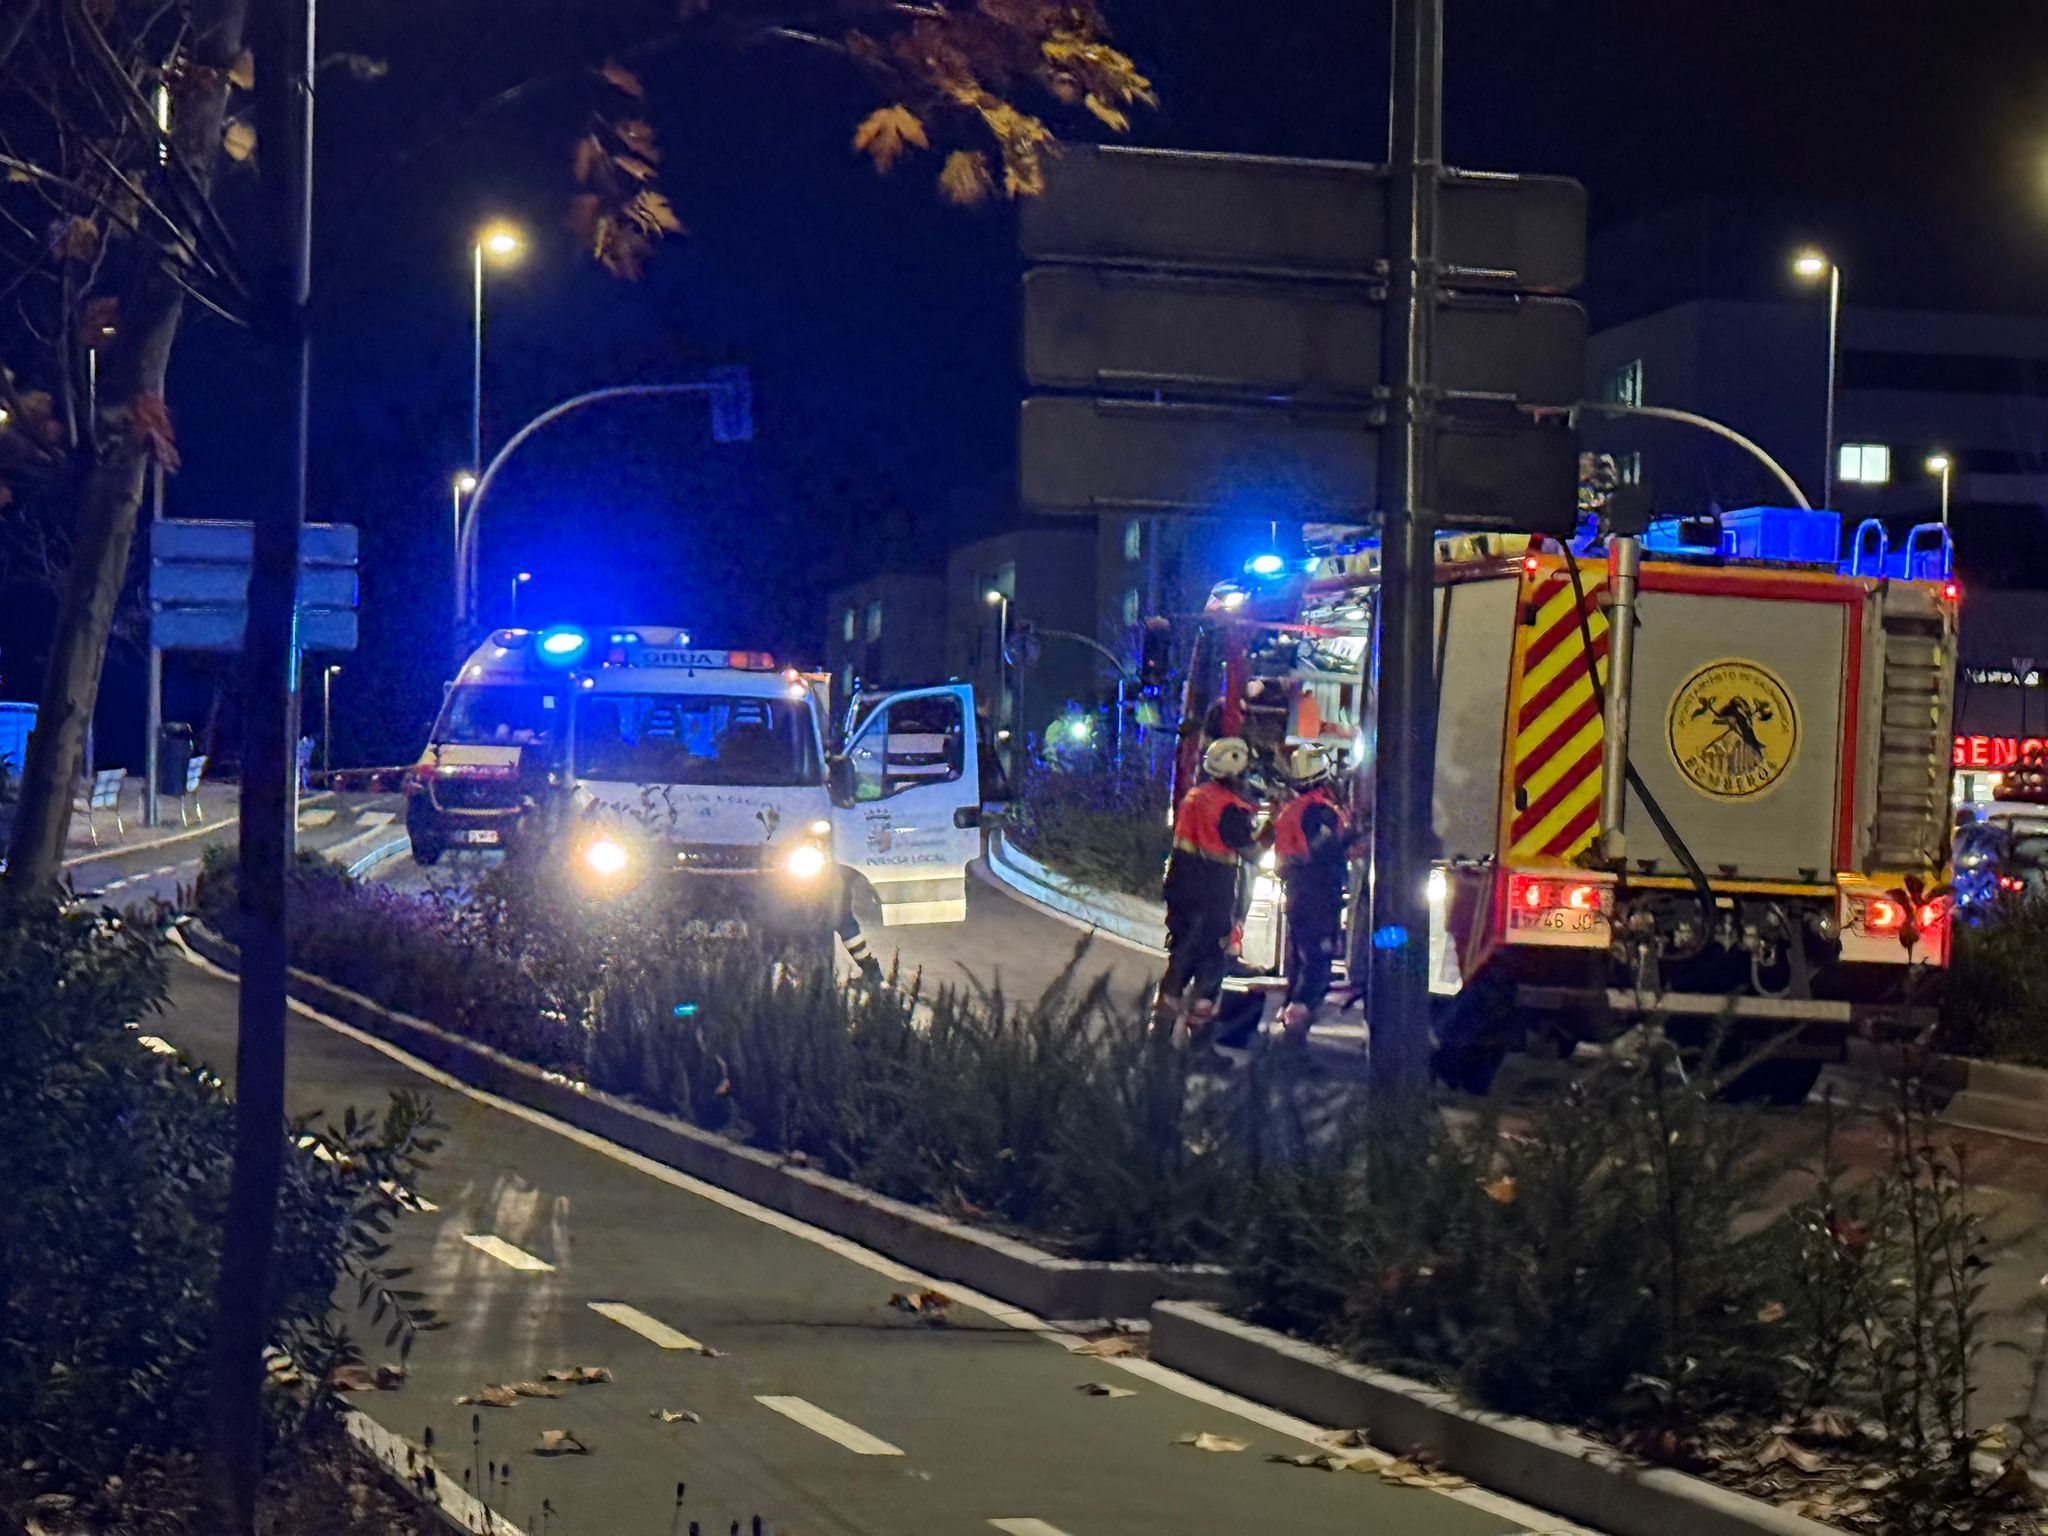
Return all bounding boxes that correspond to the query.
[1508,569,1609,862]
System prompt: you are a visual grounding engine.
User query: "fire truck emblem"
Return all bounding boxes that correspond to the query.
[1667,659,1800,801]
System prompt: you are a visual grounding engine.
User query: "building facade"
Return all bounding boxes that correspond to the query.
[821,571,947,707]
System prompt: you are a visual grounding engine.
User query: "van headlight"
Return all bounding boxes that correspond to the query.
[783,842,829,881]
[582,836,631,878]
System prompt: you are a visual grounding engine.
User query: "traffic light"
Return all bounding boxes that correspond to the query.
[1138,616,1173,697]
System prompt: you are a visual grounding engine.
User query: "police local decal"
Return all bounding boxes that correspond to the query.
[1666,659,1800,801]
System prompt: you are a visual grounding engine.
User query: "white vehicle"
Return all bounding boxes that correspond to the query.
[522,625,981,931]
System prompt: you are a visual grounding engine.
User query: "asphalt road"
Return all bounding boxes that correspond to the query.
[150,954,1581,1536]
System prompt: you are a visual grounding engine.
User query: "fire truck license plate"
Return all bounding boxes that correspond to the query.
[1514,908,1602,933]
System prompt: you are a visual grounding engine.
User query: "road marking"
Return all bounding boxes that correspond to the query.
[101,878,131,892]
[152,865,177,878]
[300,809,337,828]
[169,938,1594,1536]
[755,1396,903,1456]
[135,1034,179,1055]
[358,809,395,829]
[990,1521,1074,1536]
[347,1410,526,1536]
[460,1233,555,1272]
[588,1300,702,1350]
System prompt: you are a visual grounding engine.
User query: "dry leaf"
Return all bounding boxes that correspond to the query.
[938,150,994,207]
[888,1289,954,1322]
[223,119,256,162]
[456,1384,520,1407]
[228,49,254,89]
[508,1381,561,1399]
[533,1429,588,1456]
[1082,92,1130,132]
[1176,1431,1248,1453]
[327,1364,377,1393]
[1072,1332,1145,1359]
[852,105,927,173]
[1805,1410,1859,1442]
[1482,1175,1517,1204]
[53,217,98,262]
[542,1365,612,1385]
[649,1408,701,1425]
[1755,1434,1828,1475]
[1379,1457,1470,1490]
[373,1363,406,1390]
[1315,1427,1373,1450]
[1269,1451,1364,1472]
[1077,1381,1136,1398]
[1755,1300,1787,1325]
[600,60,645,98]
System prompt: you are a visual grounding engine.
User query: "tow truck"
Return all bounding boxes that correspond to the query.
[406,624,985,934]
[1178,507,1959,1098]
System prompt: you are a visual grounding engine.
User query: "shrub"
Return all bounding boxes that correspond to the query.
[1941,892,2048,1065]
[0,891,440,1529]
[1010,759,1171,898]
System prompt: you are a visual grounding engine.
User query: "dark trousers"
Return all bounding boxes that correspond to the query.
[1160,901,1235,1009]
[1283,888,1343,1012]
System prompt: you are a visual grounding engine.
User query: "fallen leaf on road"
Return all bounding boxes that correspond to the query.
[649,1408,701,1425]
[1377,1453,1468,1490]
[1077,1381,1136,1398]
[1072,1333,1146,1359]
[509,1381,561,1399]
[456,1385,520,1408]
[1269,1452,1365,1472]
[533,1429,588,1456]
[1176,1432,1248,1453]
[887,1289,954,1322]
[328,1365,378,1393]
[1315,1427,1373,1451]
[1805,1410,1860,1443]
[374,1363,406,1390]
[542,1366,612,1385]
[1755,1300,1787,1324]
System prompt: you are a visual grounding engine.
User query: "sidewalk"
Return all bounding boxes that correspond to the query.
[60,777,241,863]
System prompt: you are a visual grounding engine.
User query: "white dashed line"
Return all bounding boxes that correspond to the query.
[588,1301,704,1351]
[101,878,131,892]
[134,1035,179,1056]
[460,1233,555,1272]
[152,865,176,878]
[755,1396,903,1456]
[990,1521,1074,1536]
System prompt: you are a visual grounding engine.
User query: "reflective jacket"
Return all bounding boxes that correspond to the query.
[1165,779,1257,911]
[1274,786,1348,914]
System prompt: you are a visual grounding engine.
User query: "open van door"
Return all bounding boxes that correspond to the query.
[831,684,980,925]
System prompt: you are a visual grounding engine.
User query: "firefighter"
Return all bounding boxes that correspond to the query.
[1273,744,1349,1043]
[1155,736,1263,1041]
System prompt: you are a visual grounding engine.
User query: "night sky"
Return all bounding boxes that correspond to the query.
[18,0,2048,765]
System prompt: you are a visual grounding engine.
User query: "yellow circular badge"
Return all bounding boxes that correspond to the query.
[1666,658,1800,801]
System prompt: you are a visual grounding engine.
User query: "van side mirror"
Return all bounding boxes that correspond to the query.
[829,754,854,802]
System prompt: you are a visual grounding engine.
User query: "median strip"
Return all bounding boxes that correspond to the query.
[588,1300,704,1351]
[754,1395,903,1456]
[460,1233,555,1272]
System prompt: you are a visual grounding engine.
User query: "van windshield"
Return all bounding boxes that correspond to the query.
[575,692,822,787]
[438,683,558,746]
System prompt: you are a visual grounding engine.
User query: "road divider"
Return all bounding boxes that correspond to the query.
[982,831,1166,953]
[754,1395,904,1456]
[178,922,1232,1321]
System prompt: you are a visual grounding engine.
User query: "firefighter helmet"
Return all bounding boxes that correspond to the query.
[1284,744,1331,788]
[1202,736,1251,780]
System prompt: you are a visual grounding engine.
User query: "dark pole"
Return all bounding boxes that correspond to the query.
[207,0,312,1527]
[1363,0,1442,1101]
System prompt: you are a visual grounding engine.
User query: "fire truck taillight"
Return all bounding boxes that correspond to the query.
[1509,876,1603,914]
[1862,897,1906,936]
[1566,883,1599,912]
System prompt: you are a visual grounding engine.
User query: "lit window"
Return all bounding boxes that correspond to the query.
[864,600,883,640]
[1123,519,1143,562]
[1121,587,1141,626]
[1839,442,1891,485]
[839,608,854,643]
[1618,451,1642,486]
[1606,359,1643,408]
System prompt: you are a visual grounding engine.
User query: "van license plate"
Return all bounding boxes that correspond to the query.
[452,829,500,846]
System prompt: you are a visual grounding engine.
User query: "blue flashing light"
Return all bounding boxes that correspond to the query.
[1371,924,1411,951]
[1246,552,1287,577]
[537,625,591,665]
[673,1002,699,1017]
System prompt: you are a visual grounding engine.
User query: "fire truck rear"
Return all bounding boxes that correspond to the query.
[1180,512,1958,1098]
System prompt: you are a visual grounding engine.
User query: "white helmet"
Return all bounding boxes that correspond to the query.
[1284,744,1330,787]
[1202,736,1251,780]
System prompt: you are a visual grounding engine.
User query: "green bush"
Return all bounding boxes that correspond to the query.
[1941,893,2048,1065]
[0,891,440,1529]
[1010,760,1172,898]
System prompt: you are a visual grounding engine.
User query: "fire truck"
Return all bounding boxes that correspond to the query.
[405,625,985,933]
[1177,508,1958,1099]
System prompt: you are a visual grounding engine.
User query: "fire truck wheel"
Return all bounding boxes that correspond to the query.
[1428,974,1522,1095]
[1719,1056,1824,1107]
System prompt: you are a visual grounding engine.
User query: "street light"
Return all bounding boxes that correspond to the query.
[470,221,524,477]
[1792,248,1842,511]
[321,664,341,779]
[451,471,478,656]
[1926,452,1953,528]
[513,570,531,624]
[984,588,1016,771]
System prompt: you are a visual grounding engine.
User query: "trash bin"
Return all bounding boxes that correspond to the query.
[157,722,194,796]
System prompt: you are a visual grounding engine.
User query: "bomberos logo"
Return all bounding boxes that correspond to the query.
[1666,659,1800,801]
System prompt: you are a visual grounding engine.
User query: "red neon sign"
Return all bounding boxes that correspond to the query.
[1954,735,2048,769]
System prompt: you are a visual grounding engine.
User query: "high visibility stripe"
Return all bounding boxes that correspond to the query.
[1509,569,1608,863]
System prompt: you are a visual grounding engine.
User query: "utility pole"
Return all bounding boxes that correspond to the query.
[208,0,312,1527]
[1364,0,1443,1101]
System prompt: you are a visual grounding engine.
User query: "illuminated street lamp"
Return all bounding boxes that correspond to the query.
[470,221,524,476]
[1926,452,1952,528]
[451,470,478,652]
[321,664,341,779]
[984,588,1017,771]
[1792,248,1842,510]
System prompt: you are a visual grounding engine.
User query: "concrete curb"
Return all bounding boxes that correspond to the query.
[1149,1301,1844,1536]
[1827,1038,2047,1144]
[985,828,1168,951]
[182,923,1231,1322]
